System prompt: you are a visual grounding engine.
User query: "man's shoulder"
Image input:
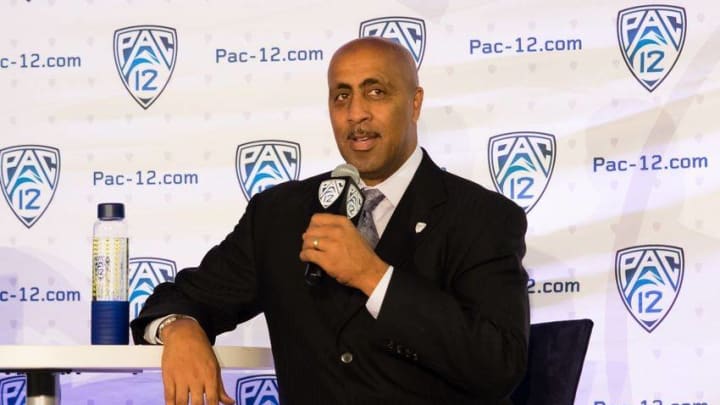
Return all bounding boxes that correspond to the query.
[250,171,330,204]
[437,168,523,216]
[432,169,528,240]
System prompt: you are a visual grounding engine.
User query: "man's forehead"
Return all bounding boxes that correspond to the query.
[329,77,387,90]
[329,54,398,86]
[329,39,416,86]
[331,42,401,68]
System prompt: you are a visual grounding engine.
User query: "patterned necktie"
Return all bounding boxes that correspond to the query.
[357,188,385,248]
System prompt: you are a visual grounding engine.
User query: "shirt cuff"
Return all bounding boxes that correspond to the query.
[365,266,394,319]
[144,315,173,344]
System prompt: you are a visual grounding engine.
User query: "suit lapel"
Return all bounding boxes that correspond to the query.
[337,150,448,327]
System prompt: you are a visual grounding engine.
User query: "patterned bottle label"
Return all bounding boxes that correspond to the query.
[92,237,128,301]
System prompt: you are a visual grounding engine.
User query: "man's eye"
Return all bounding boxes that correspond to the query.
[335,93,349,101]
[368,89,384,96]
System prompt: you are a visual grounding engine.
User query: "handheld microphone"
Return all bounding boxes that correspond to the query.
[304,164,365,286]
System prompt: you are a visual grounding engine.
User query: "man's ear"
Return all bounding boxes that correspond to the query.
[412,87,424,121]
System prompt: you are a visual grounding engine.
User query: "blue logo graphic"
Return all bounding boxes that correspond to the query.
[0,375,26,405]
[359,17,426,67]
[236,375,278,405]
[0,145,60,228]
[617,5,686,92]
[114,25,177,109]
[129,257,176,319]
[616,245,684,333]
[236,141,301,201]
[488,132,556,213]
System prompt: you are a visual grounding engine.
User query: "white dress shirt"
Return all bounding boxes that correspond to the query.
[145,146,423,343]
[362,146,422,318]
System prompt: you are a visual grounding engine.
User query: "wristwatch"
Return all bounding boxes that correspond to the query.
[156,314,196,343]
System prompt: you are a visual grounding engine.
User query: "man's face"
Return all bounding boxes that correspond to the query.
[327,43,423,186]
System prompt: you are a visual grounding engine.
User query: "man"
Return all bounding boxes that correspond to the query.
[131,37,529,404]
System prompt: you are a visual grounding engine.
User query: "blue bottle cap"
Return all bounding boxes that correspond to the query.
[97,203,125,220]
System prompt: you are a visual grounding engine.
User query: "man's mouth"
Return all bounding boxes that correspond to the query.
[347,132,380,151]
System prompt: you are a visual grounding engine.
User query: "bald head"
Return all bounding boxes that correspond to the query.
[329,37,419,93]
[326,37,424,185]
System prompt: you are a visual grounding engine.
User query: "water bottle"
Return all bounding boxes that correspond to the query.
[91,202,129,344]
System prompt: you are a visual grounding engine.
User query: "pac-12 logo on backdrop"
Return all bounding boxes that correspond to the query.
[0,145,60,228]
[114,25,177,109]
[236,141,301,201]
[616,245,684,333]
[488,132,555,213]
[236,375,278,405]
[129,257,176,319]
[0,375,25,405]
[359,17,426,68]
[617,5,686,92]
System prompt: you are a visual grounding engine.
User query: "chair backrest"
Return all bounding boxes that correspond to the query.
[510,319,594,405]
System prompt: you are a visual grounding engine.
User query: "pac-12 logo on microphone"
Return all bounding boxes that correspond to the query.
[236,375,279,405]
[129,257,177,319]
[0,375,26,405]
[359,17,426,68]
[114,25,177,109]
[0,145,60,228]
[236,140,301,201]
[488,132,555,213]
[616,245,684,333]
[319,179,346,208]
[318,178,363,220]
[617,5,686,92]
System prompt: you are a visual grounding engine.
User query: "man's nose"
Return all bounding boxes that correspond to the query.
[347,96,371,123]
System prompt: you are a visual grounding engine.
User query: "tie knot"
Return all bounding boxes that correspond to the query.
[362,188,385,213]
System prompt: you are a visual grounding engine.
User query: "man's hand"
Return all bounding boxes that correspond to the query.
[160,318,235,405]
[300,213,388,295]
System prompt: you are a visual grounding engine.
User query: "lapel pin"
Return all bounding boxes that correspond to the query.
[415,222,427,233]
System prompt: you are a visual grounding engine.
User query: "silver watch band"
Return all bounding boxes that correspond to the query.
[156,314,197,344]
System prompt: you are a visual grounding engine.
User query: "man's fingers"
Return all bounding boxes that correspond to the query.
[301,235,341,252]
[173,383,188,405]
[308,212,352,228]
[160,322,224,405]
[162,378,175,405]
[301,235,323,251]
[204,371,232,405]
[302,224,348,249]
[189,383,205,405]
[299,243,321,263]
[309,212,344,223]
[219,375,236,405]
[220,390,236,405]
[204,384,219,405]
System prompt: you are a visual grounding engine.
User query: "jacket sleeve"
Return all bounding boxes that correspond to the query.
[374,199,529,401]
[130,197,263,345]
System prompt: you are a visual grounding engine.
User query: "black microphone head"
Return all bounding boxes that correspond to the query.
[306,164,363,287]
[318,163,364,222]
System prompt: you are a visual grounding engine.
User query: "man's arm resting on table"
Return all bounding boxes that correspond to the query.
[156,314,235,405]
[145,262,392,343]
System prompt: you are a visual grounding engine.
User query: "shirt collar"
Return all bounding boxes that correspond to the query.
[361,146,422,208]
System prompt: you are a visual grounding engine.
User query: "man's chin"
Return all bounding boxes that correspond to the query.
[355,165,385,185]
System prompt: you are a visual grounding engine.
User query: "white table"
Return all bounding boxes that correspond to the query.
[0,345,274,405]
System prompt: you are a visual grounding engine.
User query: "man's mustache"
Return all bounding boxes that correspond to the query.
[347,126,380,139]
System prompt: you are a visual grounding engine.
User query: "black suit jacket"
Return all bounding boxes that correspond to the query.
[131,151,529,404]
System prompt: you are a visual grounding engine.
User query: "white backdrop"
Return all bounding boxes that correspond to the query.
[0,1,717,404]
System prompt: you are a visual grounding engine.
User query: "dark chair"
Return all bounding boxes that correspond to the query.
[511,319,594,405]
